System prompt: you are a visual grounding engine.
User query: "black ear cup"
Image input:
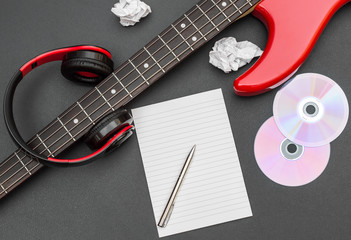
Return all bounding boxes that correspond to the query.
[84,108,134,150]
[61,50,114,84]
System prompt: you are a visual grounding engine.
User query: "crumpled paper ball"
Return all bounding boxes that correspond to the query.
[111,0,151,27]
[209,37,263,73]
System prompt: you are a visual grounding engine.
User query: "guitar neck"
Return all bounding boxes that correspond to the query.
[0,0,260,199]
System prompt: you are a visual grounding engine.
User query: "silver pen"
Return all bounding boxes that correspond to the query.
[157,144,196,228]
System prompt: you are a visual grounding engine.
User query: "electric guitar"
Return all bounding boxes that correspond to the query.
[0,0,349,199]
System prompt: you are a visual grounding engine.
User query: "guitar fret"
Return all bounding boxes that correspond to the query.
[77,101,95,124]
[143,47,166,73]
[171,24,194,51]
[95,87,114,111]
[157,35,180,62]
[0,183,7,194]
[184,14,208,40]
[14,152,31,175]
[19,160,31,175]
[229,0,242,14]
[57,117,76,141]
[246,0,253,6]
[36,134,54,157]
[211,0,231,22]
[112,72,133,98]
[128,59,152,85]
[196,4,220,31]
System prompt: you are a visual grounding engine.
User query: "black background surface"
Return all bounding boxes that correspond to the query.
[0,0,350,239]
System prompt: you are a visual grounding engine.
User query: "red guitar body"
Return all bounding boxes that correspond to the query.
[234,0,350,96]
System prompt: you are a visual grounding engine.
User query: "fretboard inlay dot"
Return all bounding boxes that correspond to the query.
[73,119,78,124]
[192,36,197,42]
[222,2,227,7]
[144,63,149,68]
[180,23,186,28]
[111,89,116,94]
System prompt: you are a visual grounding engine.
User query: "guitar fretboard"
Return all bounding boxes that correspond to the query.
[0,0,260,199]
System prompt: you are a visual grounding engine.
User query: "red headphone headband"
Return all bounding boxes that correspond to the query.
[20,45,112,76]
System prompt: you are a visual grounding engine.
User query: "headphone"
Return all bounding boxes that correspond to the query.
[3,45,135,166]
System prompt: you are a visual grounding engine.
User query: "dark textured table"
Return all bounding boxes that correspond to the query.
[0,0,350,239]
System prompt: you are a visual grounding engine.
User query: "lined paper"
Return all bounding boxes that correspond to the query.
[132,89,252,237]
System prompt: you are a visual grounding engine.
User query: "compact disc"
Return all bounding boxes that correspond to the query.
[254,117,330,187]
[273,73,349,147]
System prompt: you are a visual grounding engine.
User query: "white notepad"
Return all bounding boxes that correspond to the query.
[132,89,252,237]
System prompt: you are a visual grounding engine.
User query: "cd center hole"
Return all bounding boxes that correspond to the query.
[306,105,316,115]
[287,144,297,154]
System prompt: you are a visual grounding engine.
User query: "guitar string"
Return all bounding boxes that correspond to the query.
[32,0,238,148]
[0,156,37,187]
[0,0,251,188]
[0,0,217,172]
[0,0,229,190]
[0,151,25,179]
[0,5,252,197]
[13,0,243,158]
[0,0,240,187]
[19,0,215,147]
[0,161,41,197]
[31,0,249,157]
[0,0,250,192]
[0,0,253,194]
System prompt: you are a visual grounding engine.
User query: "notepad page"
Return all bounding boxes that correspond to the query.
[132,89,252,237]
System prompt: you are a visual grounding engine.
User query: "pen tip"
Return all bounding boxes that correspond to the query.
[192,145,196,151]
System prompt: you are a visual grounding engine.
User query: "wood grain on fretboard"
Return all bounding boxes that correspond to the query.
[0,0,261,199]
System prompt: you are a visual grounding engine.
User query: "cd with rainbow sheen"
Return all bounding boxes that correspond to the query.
[254,117,330,187]
[273,73,349,147]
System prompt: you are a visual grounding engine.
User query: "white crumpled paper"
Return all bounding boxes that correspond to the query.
[111,0,151,27]
[209,37,263,73]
